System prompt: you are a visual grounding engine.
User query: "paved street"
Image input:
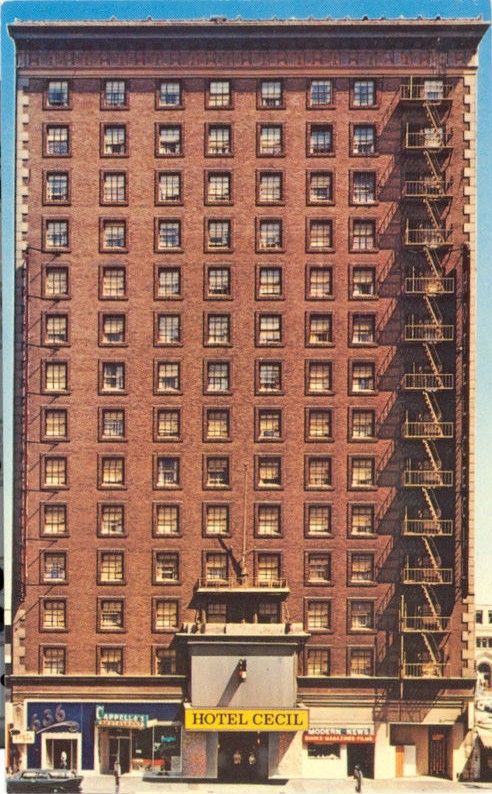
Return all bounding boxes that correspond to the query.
[77,775,492,794]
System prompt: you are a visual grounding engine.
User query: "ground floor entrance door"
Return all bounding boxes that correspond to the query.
[217,732,269,782]
[109,735,131,774]
[45,738,78,770]
[347,743,375,779]
[429,729,448,778]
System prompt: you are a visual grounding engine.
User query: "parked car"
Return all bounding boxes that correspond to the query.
[7,769,83,793]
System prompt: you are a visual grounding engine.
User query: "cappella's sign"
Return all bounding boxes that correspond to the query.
[185,708,309,732]
[95,705,148,730]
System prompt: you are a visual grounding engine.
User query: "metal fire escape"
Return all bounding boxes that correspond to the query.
[399,77,455,679]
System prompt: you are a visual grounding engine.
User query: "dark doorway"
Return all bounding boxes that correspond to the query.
[347,744,375,779]
[46,738,78,770]
[218,732,269,782]
[429,729,448,778]
[109,735,131,774]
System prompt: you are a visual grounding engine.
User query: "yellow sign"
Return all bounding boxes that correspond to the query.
[185,708,309,732]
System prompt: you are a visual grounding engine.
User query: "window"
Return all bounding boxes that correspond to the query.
[206,362,230,392]
[37,340,55,389]
[307,362,332,393]
[46,173,69,202]
[352,125,376,155]
[259,172,283,203]
[102,221,126,250]
[156,457,180,488]
[207,125,231,155]
[206,314,231,345]
[99,551,124,583]
[258,220,282,250]
[260,80,283,107]
[306,457,332,488]
[101,457,125,487]
[43,553,66,583]
[307,601,331,631]
[352,315,375,344]
[154,648,177,675]
[352,172,376,204]
[257,553,281,584]
[256,504,281,536]
[350,505,375,535]
[306,505,331,536]
[352,268,376,298]
[308,172,333,203]
[206,267,231,298]
[156,362,180,393]
[204,504,229,536]
[353,80,376,107]
[258,267,282,298]
[154,599,179,631]
[99,600,124,630]
[207,220,231,249]
[309,79,333,107]
[101,362,125,392]
[101,315,125,345]
[205,457,230,488]
[205,552,228,582]
[209,80,231,108]
[258,125,283,155]
[308,220,333,250]
[42,504,67,536]
[102,173,127,203]
[158,173,182,203]
[156,409,181,440]
[258,314,282,345]
[46,80,69,107]
[352,220,376,251]
[306,553,331,584]
[99,505,125,536]
[154,504,180,536]
[44,457,67,488]
[102,125,127,155]
[158,125,182,155]
[349,553,374,583]
[157,268,181,298]
[258,362,281,393]
[155,552,179,583]
[42,600,66,630]
[309,124,333,154]
[351,458,375,488]
[258,602,280,624]
[104,80,126,107]
[207,173,231,203]
[101,267,126,299]
[206,602,227,623]
[352,363,375,393]
[159,81,181,107]
[349,648,373,676]
[111,418,136,452]
[352,410,375,440]
[44,409,68,439]
[45,220,68,249]
[476,611,484,624]
[257,457,281,487]
[42,647,66,675]
[307,409,332,440]
[99,647,123,675]
[308,314,332,344]
[423,79,445,100]
[205,409,230,440]
[258,409,281,440]
[307,267,332,299]
[158,220,181,250]
[44,315,68,345]
[45,267,69,297]
[306,648,330,676]
[349,601,374,631]
[157,314,181,345]
[46,125,69,155]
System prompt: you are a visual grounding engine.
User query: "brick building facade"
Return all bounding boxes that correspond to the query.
[7,17,488,781]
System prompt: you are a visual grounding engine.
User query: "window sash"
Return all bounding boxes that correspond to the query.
[157,364,179,392]
[100,648,123,674]
[259,222,281,248]
[352,412,375,439]
[160,82,181,106]
[100,506,124,535]
[308,506,331,535]
[47,81,68,106]
[159,127,182,154]
[350,649,372,675]
[207,315,230,343]
[207,364,229,391]
[209,81,231,106]
[100,600,124,628]
[103,224,125,249]
[350,554,374,581]
[159,174,181,201]
[351,459,375,487]
[353,126,375,154]
[102,363,124,391]
[257,554,280,582]
[45,268,68,296]
[308,459,331,486]
[259,315,281,343]
[206,410,229,439]
[158,269,180,297]
[157,458,179,486]
[159,222,180,248]
[156,505,180,535]
[43,601,66,629]
[155,601,178,629]
[353,269,375,296]
[104,127,126,154]
[208,175,231,201]
[105,81,126,105]
[308,411,331,438]
[45,410,67,438]
[352,365,375,392]
[102,459,124,484]
[310,128,332,153]
[261,81,282,106]
[307,602,330,629]
[259,174,282,202]
[206,459,229,486]
[206,553,228,581]
[309,269,332,297]
[257,506,280,535]
[351,506,374,534]
[309,315,332,343]
[44,554,66,581]
[308,363,331,392]
[208,221,230,247]
[158,315,181,343]
[155,553,179,582]
[258,459,281,485]
[260,127,282,154]
[308,555,331,582]
[45,458,67,486]
[208,127,231,154]
[310,80,332,106]
[47,174,68,201]
[353,173,376,203]
[307,649,329,675]
[353,80,375,106]
[205,505,229,535]
[43,505,66,535]
[100,553,124,581]
[259,411,281,438]
[259,364,281,391]
[43,648,65,675]
[309,221,332,249]
[102,268,125,298]
[310,173,332,201]
[208,268,230,295]
[46,222,68,248]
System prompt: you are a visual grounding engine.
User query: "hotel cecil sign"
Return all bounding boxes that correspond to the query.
[185,708,309,732]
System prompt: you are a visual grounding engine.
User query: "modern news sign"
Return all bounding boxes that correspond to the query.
[304,726,375,744]
[185,708,309,732]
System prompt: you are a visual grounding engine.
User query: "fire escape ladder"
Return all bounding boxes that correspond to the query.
[422,631,440,663]
[423,245,443,277]
[423,294,442,326]
[422,487,442,521]
[423,102,442,133]
[423,536,442,570]
[422,389,442,423]
[423,198,442,229]
[422,439,441,471]
[421,584,440,619]
[423,150,443,185]
[423,342,442,375]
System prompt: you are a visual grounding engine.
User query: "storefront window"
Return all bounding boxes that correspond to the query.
[307,743,340,758]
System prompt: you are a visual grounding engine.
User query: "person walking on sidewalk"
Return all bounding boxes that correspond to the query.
[353,763,363,793]
[113,758,121,794]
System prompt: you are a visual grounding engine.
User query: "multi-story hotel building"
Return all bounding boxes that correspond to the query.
[7,17,488,781]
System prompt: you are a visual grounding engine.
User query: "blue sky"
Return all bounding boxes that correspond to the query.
[1,0,491,605]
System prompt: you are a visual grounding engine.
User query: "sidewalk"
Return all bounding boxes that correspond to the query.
[79,775,492,794]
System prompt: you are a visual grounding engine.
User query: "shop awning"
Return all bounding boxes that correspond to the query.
[477,729,492,749]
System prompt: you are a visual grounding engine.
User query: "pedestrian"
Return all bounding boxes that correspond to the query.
[233,749,242,766]
[113,758,121,794]
[353,764,363,793]
[60,750,67,776]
